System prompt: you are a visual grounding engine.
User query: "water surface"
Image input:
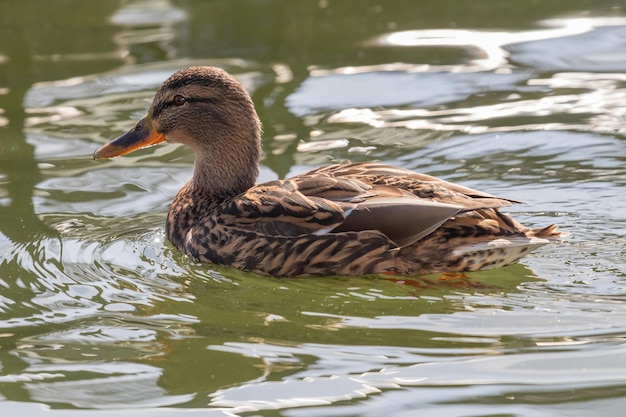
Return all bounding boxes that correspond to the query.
[0,1,625,416]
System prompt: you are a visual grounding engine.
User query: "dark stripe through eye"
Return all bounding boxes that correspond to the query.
[152,97,217,119]
[170,97,215,106]
[186,97,216,104]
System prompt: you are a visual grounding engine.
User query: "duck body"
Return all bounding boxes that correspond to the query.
[165,160,560,277]
[94,66,562,277]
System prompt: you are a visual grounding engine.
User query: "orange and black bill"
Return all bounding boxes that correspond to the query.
[93,114,165,159]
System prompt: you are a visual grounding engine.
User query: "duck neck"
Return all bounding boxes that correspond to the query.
[190,132,261,199]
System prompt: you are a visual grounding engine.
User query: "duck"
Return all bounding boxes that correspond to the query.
[94,66,563,277]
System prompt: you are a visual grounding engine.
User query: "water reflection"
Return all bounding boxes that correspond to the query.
[0,3,123,344]
[0,0,625,415]
[208,342,626,411]
[373,17,626,71]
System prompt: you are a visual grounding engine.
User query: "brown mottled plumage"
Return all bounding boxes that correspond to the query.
[94,66,563,277]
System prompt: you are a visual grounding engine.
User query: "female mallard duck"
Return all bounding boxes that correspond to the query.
[94,66,562,277]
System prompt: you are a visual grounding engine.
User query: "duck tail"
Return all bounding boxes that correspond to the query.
[531,224,566,240]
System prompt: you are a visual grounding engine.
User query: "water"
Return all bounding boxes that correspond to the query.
[1,1,625,416]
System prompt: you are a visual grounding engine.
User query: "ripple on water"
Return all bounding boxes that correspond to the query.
[0,222,192,330]
[506,21,626,72]
[1,6,626,415]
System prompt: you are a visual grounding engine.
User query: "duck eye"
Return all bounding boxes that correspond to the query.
[173,95,187,106]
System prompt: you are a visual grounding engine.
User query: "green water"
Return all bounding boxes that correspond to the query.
[1,1,625,416]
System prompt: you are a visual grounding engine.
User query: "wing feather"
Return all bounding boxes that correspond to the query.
[305,162,521,210]
[223,163,482,246]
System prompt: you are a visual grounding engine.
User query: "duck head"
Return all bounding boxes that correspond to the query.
[94,66,262,197]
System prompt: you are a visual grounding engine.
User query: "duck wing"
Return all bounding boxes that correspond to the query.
[226,173,463,247]
[306,162,521,210]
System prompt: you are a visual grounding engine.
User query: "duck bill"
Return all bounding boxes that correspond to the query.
[93,114,165,159]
